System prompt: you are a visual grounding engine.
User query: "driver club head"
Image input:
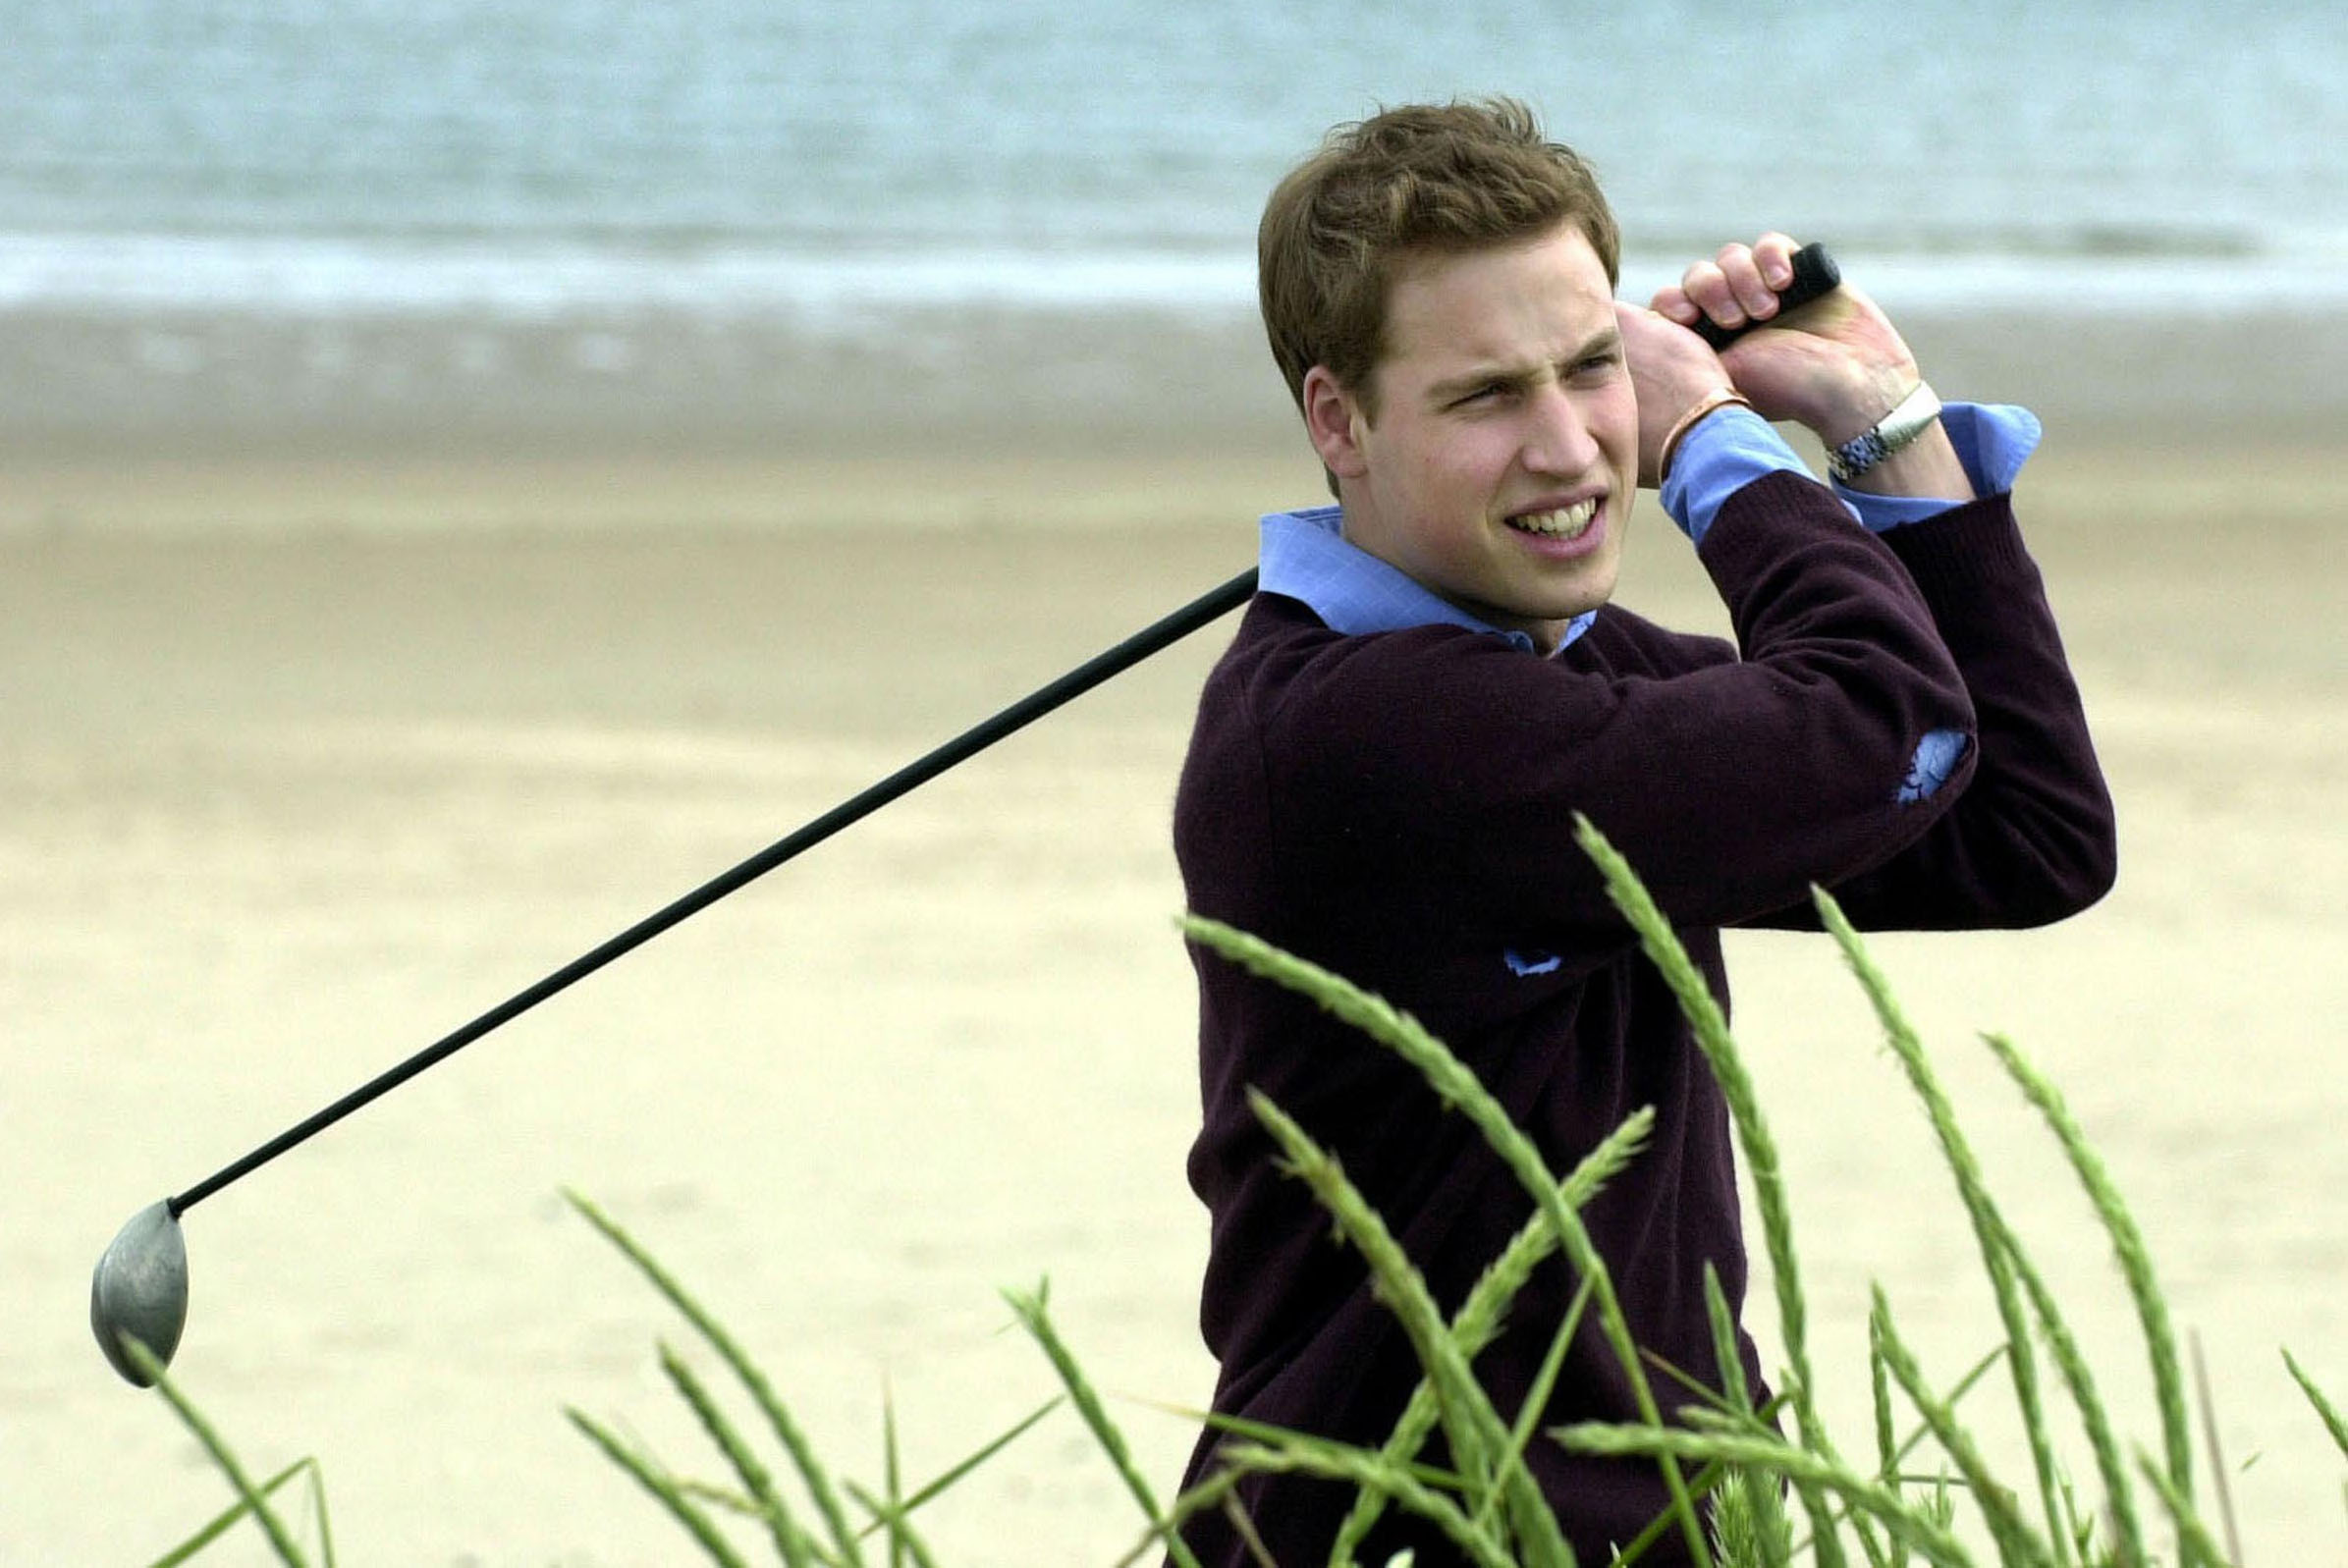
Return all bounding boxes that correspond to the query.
[91,1201,189,1386]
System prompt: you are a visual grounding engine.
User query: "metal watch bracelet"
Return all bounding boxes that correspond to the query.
[1828,381,1942,483]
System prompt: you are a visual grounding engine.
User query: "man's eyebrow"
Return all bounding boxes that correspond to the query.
[1426,363,1534,404]
[1425,328,1623,405]
[1565,324,1625,366]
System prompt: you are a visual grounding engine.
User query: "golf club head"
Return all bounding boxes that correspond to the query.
[91,1200,189,1386]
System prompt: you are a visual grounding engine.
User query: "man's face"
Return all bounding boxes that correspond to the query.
[1305,224,1638,653]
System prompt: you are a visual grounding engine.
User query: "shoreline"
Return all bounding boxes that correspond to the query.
[4,293,2343,467]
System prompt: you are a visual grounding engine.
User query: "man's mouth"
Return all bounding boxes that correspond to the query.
[1505,497,1599,541]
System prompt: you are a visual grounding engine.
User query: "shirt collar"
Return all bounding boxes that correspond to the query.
[1257,505,1597,655]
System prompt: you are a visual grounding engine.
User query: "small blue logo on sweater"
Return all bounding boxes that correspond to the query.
[1503,948,1562,977]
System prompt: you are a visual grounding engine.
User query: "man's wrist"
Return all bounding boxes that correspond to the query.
[1811,359,1925,448]
[1660,388,1753,483]
[1827,382,1943,483]
[1661,404,1824,544]
[1837,422,1975,501]
[1836,403,2043,529]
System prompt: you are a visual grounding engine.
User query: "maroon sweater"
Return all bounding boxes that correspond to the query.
[1170,471,2115,1566]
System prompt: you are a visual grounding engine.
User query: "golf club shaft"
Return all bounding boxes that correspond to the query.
[168,566,1260,1217]
[164,247,1847,1217]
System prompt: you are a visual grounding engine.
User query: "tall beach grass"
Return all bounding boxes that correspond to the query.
[128,824,2347,1565]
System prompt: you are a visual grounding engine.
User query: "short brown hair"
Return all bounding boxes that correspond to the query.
[1259,97,1620,423]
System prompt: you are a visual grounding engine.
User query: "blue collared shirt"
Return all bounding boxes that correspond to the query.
[1662,401,2042,543]
[1257,401,2037,803]
[1257,504,1599,655]
[1258,399,2038,645]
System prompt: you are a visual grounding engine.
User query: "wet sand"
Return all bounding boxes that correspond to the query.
[4,435,2344,1563]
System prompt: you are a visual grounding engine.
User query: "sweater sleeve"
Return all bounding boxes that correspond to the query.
[1261,469,1987,942]
[1751,491,2118,931]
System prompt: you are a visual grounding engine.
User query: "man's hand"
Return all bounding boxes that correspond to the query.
[1613,298,1737,489]
[1651,234,1974,501]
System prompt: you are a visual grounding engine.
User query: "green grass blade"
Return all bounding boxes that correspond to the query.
[676,1479,769,1517]
[1982,1030,2195,1518]
[2190,1331,2248,1568]
[1815,893,2072,1565]
[657,1341,820,1568]
[568,1407,754,1567]
[1335,1107,1652,1561]
[1451,1102,1654,1362]
[1703,1265,1795,1566]
[1859,1321,1907,1568]
[1004,1279,1207,1568]
[1242,1089,1569,1566]
[1886,1346,2006,1478]
[122,1337,310,1568]
[1989,1228,2149,1566]
[144,1458,318,1568]
[2135,1450,2235,1568]
[1217,1437,1522,1568]
[846,1482,944,1568]
[1868,1287,2056,1568]
[1183,1403,1466,1491]
[1184,914,1705,1567]
[1703,1265,1754,1419]
[1608,1456,1733,1567]
[304,1452,335,1568]
[1712,1463,1799,1568]
[883,1380,905,1568]
[1872,1317,1898,1485]
[566,1190,865,1568]
[1473,1269,1600,1541]
[1788,1347,2007,1566]
[1554,1421,1976,1568]
[1139,1469,1250,1568]
[859,1396,1063,1532]
[1574,819,1846,1568]
[2283,1349,2348,1459]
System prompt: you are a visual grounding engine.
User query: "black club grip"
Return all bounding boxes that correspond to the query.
[1690,243,1842,350]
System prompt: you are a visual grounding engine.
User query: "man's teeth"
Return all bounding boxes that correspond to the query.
[1508,499,1598,539]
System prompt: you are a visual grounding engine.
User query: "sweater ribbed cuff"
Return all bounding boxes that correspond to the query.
[1878,492,2031,595]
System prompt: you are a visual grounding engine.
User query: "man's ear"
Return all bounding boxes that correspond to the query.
[1301,365,1371,481]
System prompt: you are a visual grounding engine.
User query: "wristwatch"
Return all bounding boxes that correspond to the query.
[1828,382,1942,483]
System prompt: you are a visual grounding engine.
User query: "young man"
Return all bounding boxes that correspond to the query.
[1172,99,2116,1565]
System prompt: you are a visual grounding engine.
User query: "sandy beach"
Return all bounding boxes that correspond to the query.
[4,400,2345,1564]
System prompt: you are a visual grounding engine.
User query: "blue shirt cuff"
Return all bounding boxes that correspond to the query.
[1833,402,2043,531]
[1663,400,2044,543]
[1660,405,1832,544]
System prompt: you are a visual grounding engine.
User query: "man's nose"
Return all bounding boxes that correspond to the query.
[1521,384,1600,474]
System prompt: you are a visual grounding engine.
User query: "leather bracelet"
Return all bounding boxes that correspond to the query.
[1659,388,1753,483]
[1827,381,1942,482]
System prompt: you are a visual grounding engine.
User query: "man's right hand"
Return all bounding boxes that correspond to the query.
[1657,235,1921,447]
[1659,237,1974,502]
[1614,299,1738,489]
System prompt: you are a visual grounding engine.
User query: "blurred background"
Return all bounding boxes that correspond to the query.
[1,0,2342,463]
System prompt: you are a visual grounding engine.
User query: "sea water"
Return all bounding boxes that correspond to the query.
[2,0,2340,446]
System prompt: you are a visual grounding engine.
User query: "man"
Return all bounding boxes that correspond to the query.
[1172,98,2115,1565]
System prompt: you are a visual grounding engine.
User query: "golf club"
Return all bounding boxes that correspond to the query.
[92,564,1257,1384]
[92,243,1844,1388]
